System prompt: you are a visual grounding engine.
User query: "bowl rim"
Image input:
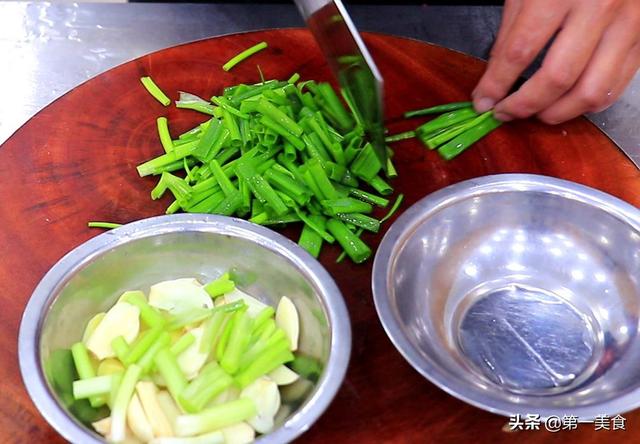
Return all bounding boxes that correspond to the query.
[372,173,640,420]
[19,214,351,443]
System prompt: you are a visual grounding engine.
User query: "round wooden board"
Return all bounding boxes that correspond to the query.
[1,29,639,443]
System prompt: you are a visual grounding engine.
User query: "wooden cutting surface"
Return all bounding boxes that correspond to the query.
[1,29,639,443]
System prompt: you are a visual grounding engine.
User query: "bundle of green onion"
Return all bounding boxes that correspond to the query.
[136,72,402,264]
[386,101,502,160]
[50,274,312,443]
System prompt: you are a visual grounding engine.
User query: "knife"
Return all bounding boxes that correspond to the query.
[294,0,388,171]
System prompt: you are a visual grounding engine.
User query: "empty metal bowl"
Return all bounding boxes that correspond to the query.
[373,174,640,419]
[19,214,351,443]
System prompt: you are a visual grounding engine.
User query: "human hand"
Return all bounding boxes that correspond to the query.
[472,0,640,124]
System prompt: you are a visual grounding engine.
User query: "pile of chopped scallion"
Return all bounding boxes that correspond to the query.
[92,42,502,264]
[385,101,502,159]
[134,42,404,264]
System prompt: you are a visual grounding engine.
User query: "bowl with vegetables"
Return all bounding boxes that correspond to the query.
[373,174,640,419]
[19,214,350,443]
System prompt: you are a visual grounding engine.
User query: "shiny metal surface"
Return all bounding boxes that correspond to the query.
[19,214,351,443]
[294,0,332,18]
[295,0,387,168]
[1,2,637,164]
[373,174,640,419]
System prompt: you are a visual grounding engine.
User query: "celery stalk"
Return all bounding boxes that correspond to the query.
[178,362,234,413]
[154,348,188,402]
[110,364,143,443]
[235,341,294,388]
[72,374,116,400]
[174,398,257,436]
[203,273,235,298]
[220,311,253,375]
[71,342,106,408]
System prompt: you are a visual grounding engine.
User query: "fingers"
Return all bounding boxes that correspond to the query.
[493,2,619,121]
[536,7,640,124]
[612,43,640,97]
[472,0,568,113]
[538,42,640,123]
[488,0,522,58]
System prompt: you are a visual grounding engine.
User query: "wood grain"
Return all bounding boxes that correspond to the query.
[1,29,639,443]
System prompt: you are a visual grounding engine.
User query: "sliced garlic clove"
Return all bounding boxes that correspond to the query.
[127,393,155,443]
[136,381,174,437]
[176,326,209,380]
[149,278,213,315]
[221,422,255,444]
[268,365,299,386]
[86,302,140,360]
[275,296,299,351]
[240,376,280,434]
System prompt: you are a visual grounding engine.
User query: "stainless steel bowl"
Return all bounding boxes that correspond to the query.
[19,214,351,443]
[373,174,640,419]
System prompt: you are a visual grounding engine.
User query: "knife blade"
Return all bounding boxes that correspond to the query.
[295,0,388,171]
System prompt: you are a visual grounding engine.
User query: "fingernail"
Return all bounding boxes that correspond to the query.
[493,112,513,122]
[474,97,495,113]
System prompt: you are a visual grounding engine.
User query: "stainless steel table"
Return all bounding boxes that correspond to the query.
[0,2,638,163]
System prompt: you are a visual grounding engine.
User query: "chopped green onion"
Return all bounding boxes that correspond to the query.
[351,143,383,182]
[416,107,479,137]
[385,130,415,143]
[223,41,268,72]
[326,218,372,264]
[404,101,473,118]
[235,160,288,216]
[424,111,493,149]
[293,208,335,243]
[256,98,303,137]
[386,157,398,179]
[298,214,326,258]
[370,175,393,196]
[287,73,301,84]
[335,213,380,233]
[140,76,171,106]
[87,222,122,229]
[157,117,174,153]
[211,96,250,120]
[317,83,353,131]
[381,194,405,223]
[343,186,389,207]
[438,115,502,160]
[322,197,373,216]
